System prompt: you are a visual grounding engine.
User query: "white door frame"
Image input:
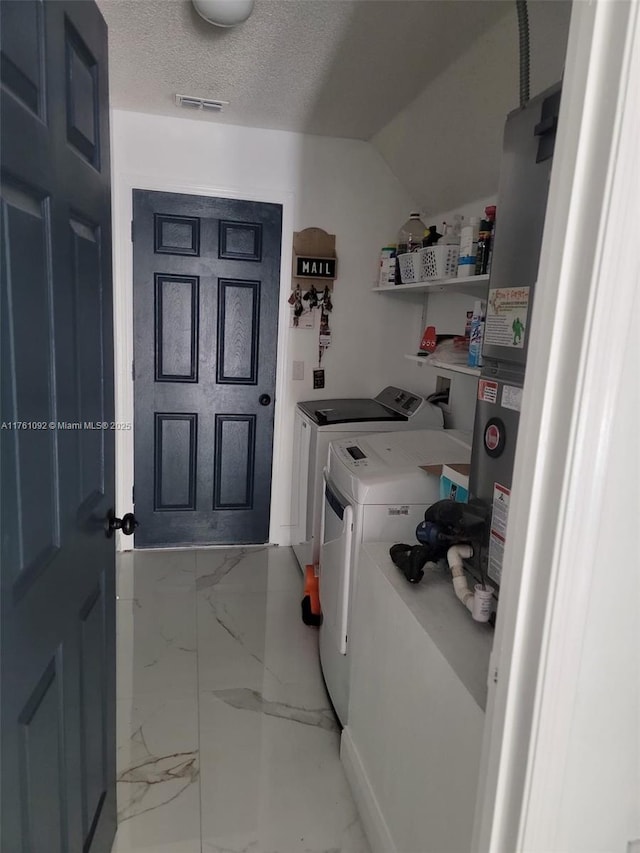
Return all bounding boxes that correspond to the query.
[110,169,295,550]
[473,0,639,848]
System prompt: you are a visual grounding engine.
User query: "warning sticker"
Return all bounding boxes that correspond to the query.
[485,287,530,349]
[501,384,523,412]
[488,483,510,585]
[478,380,499,404]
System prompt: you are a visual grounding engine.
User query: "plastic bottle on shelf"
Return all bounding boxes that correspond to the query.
[422,225,442,247]
[475,206,496,275]
[397,212,426,255]
[452,213,464,242]
[484,205,496,274]
[440,223,459,245]
[468,300,486,367]
[396,212,425,282]
[457,216,479,277]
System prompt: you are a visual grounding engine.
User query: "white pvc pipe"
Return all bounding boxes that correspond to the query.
[447,544,474,612]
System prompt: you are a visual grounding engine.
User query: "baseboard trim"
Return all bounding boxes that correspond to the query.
[340,727,398,853]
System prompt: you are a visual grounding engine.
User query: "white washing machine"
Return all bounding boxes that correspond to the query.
[319,428,471,724]
[290,386,444,574]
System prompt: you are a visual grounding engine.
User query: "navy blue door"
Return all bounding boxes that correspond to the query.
[1,2,116,851]
[133,190,282,547]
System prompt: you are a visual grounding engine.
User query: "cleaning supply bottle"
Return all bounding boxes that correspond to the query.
[457,216,479,277]
[468,300,486,367]
[484,205,496,274]
[475,206,496,275]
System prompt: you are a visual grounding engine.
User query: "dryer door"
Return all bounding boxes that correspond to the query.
[319,471,353,655]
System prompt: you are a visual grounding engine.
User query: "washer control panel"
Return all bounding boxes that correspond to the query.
[374,386,424,417]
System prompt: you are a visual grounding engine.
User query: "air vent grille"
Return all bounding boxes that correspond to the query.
[175,94,228,112]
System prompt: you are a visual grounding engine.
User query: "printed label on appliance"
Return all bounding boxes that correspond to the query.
[488,483,511,585]
[388,505,410,516]
[501,384,523,412]
[484,287,530,349]
[478,380,499,404]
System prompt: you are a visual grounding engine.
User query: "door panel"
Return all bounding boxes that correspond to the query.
[64,18,100,168]
[2,183,60,590]
[219,219,262,260]
[217,279,260,383]
[155,212,200,255]
[0,0,45,117]
[133,190,282,547]
[214,414,256,508]
[155,275,199,381]
[18,655,65,853]
[70,217,107,509]
[1,2,116,852]
[154,413,198,510]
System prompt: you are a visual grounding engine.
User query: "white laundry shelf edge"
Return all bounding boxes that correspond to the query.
[404,355,481,377]
[372,274,489,296]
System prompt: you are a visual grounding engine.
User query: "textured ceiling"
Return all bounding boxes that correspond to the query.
[97,0,510,139]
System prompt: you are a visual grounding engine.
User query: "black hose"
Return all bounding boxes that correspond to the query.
[516,0,530,106]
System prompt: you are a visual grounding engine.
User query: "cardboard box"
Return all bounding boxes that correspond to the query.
[378,254,397,287]
[439,463,470,503]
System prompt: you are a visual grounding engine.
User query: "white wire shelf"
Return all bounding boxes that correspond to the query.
[373,274,489,297]
[404,355,481,377]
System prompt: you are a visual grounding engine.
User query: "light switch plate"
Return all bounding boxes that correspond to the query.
[292,360,304,380]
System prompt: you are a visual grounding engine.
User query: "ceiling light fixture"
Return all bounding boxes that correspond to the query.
[192,0,255,28]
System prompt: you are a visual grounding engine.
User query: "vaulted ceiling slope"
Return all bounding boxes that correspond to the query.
[97,0,510,140]
[372,0,572,214]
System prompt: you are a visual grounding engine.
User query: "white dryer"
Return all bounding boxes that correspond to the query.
[290,386,444,574]
[319,428,471,724]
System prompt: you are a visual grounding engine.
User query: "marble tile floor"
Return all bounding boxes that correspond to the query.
[111,546,371,853]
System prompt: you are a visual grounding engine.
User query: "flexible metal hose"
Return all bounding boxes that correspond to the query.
[516,0,530,106]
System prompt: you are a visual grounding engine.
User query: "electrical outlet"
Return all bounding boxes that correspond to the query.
[292,360,304,380]
[313,369,325,389]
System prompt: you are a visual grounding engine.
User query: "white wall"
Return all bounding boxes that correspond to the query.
[111,110,427,547]
[372,1,572,217]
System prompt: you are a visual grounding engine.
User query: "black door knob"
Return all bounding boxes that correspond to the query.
[105,509,139,538]
[259,394,271,406]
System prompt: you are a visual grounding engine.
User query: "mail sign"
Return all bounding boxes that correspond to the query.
[295,256,337,279]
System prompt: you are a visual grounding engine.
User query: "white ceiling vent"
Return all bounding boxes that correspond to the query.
[175,94,229,113]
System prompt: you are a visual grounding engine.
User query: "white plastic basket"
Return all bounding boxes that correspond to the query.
[420,245,460,280]
[398,246,460,283]
[397,251,422,284]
